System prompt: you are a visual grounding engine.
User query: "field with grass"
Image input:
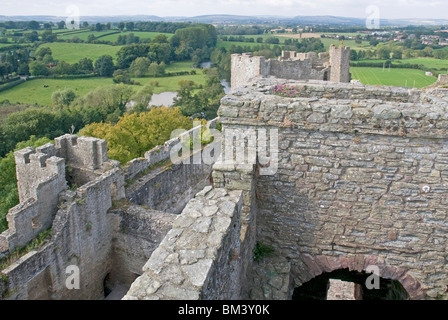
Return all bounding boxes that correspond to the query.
[355,58,448,70]
[0,61,207,106]
[99,31,174,42]
[350,67,438,88]
[36,42,123,63]
[216,40,282,51]
[0,77,115,105]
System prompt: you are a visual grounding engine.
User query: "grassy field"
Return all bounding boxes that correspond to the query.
[99,31,174,42]
[350,67,438,88]
[218,34,370,51]
[37,42,123,64]
[355,58,448,70]
[216,40,282,51]
[0,77,115,105]
[0,61,207,106]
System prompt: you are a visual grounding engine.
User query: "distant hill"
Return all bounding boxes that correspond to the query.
[0,14,447,26]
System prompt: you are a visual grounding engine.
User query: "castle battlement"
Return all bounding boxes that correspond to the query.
[231,45,351,91]
[55,134,108,171]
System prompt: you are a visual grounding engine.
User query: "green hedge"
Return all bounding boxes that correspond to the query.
[0,79,25,93]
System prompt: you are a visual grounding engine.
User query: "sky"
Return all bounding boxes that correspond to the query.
[0,0,447,20]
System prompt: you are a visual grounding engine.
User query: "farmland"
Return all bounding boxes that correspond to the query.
[0,61,207,105]
[36,42,123,63]
[350,67,438,88]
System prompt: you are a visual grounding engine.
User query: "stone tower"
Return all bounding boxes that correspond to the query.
[329,44,351,83]
[230,53,269,91]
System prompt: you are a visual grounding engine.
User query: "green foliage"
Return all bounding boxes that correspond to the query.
[173,67,224,119]
[129,57,151,77]
[94,54,115,77]
[253,241,275,262]
[80,107,193,164]
[52,88,77,108]
[29,61,49,76]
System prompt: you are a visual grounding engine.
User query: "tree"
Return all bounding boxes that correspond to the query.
[17,63,29,75]
[82,21,89,28]
[35,47,53,60]
[94,55,115,76]
[24,31,39,42]
[377,47,391,60]
[116,44,150,68]
[28,21,40,30]
[57,21,66,29]
[129,85,154,113]
[95,23,103,32]
[80,107,192,164]
[29,61,49,76]
[52,89,77,108]
[153,34,168,43]
[53,61,74,75]
[118,22,125,31]
[87,34,96,43]
[129,56,151,77]
[126,22,135,31]
[41,30,57,42]
[113,69,133,84]
[392,49,402,59]
[78,57,94,74]
[148,61,165,77]
[350,49,358,61]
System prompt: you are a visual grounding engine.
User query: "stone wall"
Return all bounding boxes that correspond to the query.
[218,78,448,299]
[124,120,219,213]
[329,44,351,82]
[230,46,350,90]
[108,205,176,289]
[1,121,219,300]
[123,187,244,300]
[1,165,125,300]
[438,73,448,85]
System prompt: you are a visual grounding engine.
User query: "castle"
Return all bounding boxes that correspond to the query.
[231,44,351,90]
[1,46,448,300]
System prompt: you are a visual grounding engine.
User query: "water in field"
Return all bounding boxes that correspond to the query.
[148,91,177,107]
[200,61,231,93]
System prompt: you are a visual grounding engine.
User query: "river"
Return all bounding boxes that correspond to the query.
[145,61,230,108]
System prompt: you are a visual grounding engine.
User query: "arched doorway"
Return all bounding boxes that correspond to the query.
[294,254,425,300]
[292,268,410,300]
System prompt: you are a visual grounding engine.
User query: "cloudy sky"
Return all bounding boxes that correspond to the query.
[1,0,446,19]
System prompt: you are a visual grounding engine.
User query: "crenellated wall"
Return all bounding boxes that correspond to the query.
[1,119,220,300]
[230,46,350,91]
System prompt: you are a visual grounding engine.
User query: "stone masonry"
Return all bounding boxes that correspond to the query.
[231,44,350,90]
[218,78,448,299]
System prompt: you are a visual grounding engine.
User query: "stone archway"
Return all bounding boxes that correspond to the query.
[295,254,425,300]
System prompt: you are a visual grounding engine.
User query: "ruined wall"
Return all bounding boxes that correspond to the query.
[231,53,270,91]
[438,73,448,84]
[124,122,219,213]
[218,79,448,299]
[231,47,349,90]
[108,205,176,289]
[1,165,125,300]
[123,187,244,300]
[1,119,220,300]
[269,60,328,82]
[329,44,351,83]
